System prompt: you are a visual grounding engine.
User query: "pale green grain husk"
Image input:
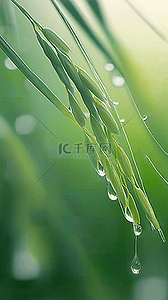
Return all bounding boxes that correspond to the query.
[35,30,74,93]
[42,27,71,53]
[78,67,105,102]
[68,90,86,127]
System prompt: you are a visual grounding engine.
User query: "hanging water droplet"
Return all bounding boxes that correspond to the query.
[104,63,114,71]
[120,118,125,123]
[113,101,120,106]
[131,235,141,274]
[112,76,125,87]
[133,223,142,236]
[131,255,141,274]
[125,206,133,223]
[142,115,148,121]
[97,161,105,177]
[4,57,17,70]
[106,178,117,201]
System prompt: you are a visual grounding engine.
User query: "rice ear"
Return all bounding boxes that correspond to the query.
[95,102,119,134]
[133,185,160,229]
[35,30,74,93]
[115,144,134,180]
[78,67,105,102]
[42,27,71,53]
[90,115,107,145]
[68,90,86,127]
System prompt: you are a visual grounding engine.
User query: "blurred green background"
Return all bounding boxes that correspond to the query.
[0,0,168,299]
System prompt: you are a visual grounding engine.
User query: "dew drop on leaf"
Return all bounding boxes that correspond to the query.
[142,115,148,121]
[97,161,105,177]
[125,206,133,223]
[133,223,142,236]
[106,178,117,201]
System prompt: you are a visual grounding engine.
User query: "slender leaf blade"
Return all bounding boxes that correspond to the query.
[0,35,76,122]
[55,0,113,62]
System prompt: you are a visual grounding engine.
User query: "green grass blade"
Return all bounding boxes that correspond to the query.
[50,0,114,103]
[84,0,105,26]
[85,0,168,157]
[125,86,168,156]
[84,0,114,43]
[0,35,76,122]
[146,155,168,185]
[0,0,16,30]
[124,0,168,43]
[55,0,113,62]
[55,0,167,160]
[87,0,168,157]
[50,0,147,193]
[10,0,42,29]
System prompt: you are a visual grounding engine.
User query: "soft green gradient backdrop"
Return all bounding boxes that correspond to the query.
[1,0,168,299]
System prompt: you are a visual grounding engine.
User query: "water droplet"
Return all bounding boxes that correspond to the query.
[112,76,125,87]
[120,118,125,123]
[142,115,148,121]
[131,255,141,274]
[113,101,120,106]
[133,223,142,236]
[125,206,133,222]
[97,161,105,177]
[157,228,166,243]
[104,63,114,71]
[106,178,117,201]
[4,57,17,70]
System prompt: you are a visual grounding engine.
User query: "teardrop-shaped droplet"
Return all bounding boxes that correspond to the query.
[112,76,125,87]
[133,223,142,236]
[104,63,114,71]
[142,115,148,121]
[125,206,133,223]
[97,161,105,177]
[106,178,117,201]
[113,101,120,106]
[131,255,141,274]
[120,118,125,123]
